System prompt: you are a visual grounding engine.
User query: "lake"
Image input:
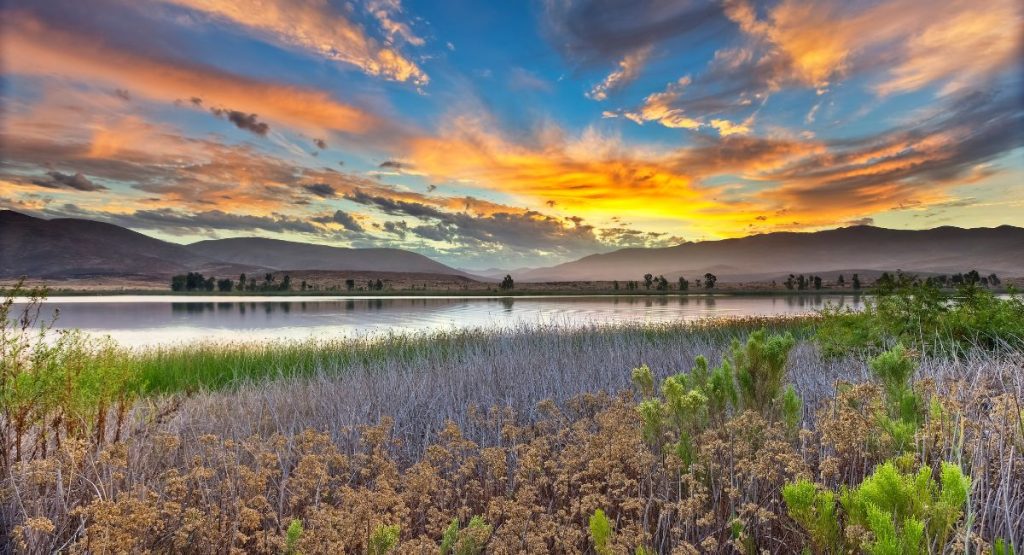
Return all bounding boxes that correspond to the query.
[12,294,865,347]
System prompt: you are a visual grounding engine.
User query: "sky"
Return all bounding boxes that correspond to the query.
[1,0,1022,271]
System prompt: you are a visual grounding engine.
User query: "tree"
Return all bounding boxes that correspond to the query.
[852,274,861,290]
[238,273,247,291]
[500,275,514,290]
[217,278,233,292]
[678,276,689,291]
[203,277,215,291]
[613,280,619,290]
[703,273,717,289]
[345,279,355,291]
[374,279,384,291]
[797,274,807,290]
[280,275,291,291]
[988,273,1001,286]
[785,275,795,290]
[643,273,654,290]
[656,275,669,291]
[300,280,308,291]
[813,275,822,290]
[837,274,845,287]
[171,274,187,291]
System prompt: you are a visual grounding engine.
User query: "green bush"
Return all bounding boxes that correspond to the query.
[784,461,971,555]
[367,524,399,555]
[440,516,491,555]
[589,509,613,555]
[2,282,142,463]
[816,282,1024,356]
[631,329,799,467]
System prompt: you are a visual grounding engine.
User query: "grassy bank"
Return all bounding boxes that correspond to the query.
[2,283,1023,553]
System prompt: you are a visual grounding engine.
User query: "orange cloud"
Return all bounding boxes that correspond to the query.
[157,0,428,85]
[2,11,379,136]
[586,46,652,101]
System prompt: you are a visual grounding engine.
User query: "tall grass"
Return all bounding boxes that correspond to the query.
[135,315,815,394]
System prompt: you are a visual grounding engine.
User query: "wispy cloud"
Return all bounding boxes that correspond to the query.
[157,0,428,85]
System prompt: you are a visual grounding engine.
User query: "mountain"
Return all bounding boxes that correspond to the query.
[517,225,1024,282]
[186,237,469,276]
[0,211,469,279]
[0,210,221,278]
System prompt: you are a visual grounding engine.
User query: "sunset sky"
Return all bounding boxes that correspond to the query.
[1,0,1022,270]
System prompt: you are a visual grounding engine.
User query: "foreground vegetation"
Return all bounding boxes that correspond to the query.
[1,282,1022,553]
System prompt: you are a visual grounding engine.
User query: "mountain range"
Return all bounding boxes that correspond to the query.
[2,210,1022,282]
[517,225,1024,281]
[0,210,467,279]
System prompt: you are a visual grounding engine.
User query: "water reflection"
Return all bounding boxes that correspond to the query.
[19,294,864,347]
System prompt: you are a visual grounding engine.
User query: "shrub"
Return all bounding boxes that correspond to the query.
[816,282,1024,356]
[785,461,971,555]
[368,524,400,555]
[589,509,613,555]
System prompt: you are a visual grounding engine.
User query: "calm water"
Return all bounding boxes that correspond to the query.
[12,294,866,347]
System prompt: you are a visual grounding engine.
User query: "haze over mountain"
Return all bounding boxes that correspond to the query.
[187,238,469,276]
[517,226,1024,282]
[0,211,468,279]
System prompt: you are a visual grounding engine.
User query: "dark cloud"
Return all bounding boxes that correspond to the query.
[765,89,1024,208]
[302,183,337,198]
[210,107,270,136]
[378,160,408,169]
[113,89,131,101]
[321,209,363,232]
[111,208,320,235]
[542,0,729,65]
[382,220,408,238]
[314,138,327,149]
[31,171,107,192]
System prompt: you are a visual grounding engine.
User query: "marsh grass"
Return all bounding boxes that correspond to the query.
[134,315,815,395]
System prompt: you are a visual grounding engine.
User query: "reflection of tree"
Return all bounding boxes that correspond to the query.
[500,297,514,311]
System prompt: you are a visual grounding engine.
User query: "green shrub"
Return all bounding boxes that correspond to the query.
[816,282,1024,356]
[440,516,491,555]
[785,461,970,555]
[868,345,925,453]
[631,329,800,470]
[368,524,399,555]
[2,282,142,462]
[589,509,613,555]
[731,329,796,414]
[284,518,303,555]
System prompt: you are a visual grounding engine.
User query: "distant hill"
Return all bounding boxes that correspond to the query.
[0,211,469,279]
[186,237,469,276]
[0,210,220,278]
[517,225,1024,282]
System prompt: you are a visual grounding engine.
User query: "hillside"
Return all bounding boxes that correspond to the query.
[0,210,219,278]
[517,225,1024,282]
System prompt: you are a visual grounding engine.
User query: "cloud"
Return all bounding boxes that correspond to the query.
[313,138,327,149]
[600,0,1021,133]
[2,11,380,136]
[30,171,107,192]
[586,46,651,101]
[302,183,336,198]
[157,0,428,85]
[542,0,729,65]
[210,107,270,136]
[328,209,363,232]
